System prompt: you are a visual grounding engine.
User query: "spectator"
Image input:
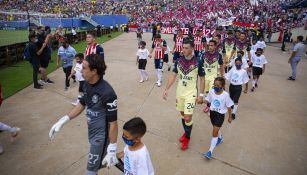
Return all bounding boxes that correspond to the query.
[288,35,306,81]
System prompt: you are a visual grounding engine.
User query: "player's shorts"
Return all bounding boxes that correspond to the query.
[154,59,163,69]
[87,143,107,173]
[173,52,180,62]
[210,110,225,127]
[229,84,242,103]
[205,77,215,93]
[138,59,147,70]
[40,57,50,68]
[163,54,169,63]
[176,95,196,115]
[252,67,263,75]
[79,81,85,93]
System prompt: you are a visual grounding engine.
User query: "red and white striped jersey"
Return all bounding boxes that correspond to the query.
[194,36,206,51]
[85,43,104,58]
[152,39,166,59]
[175,36,184,52]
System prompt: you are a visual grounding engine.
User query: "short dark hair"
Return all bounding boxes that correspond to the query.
[45,26,50,31]
[155,34,161,38]
[183,38,194,48]
[209,40,217,46]
[297,35,303,42]
[123,117,147,137]
[140,41,146,46]
[87,32,96,37]
[215,34,221,39]
[85,54,107,77]
[75,53,84,59]
[214,77,226,87]
[28,32,36,41]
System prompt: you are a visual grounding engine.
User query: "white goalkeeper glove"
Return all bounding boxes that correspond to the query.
[102,143,118,168]
[49,115,70,140]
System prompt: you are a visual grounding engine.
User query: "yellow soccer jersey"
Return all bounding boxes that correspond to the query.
[223,38,235,63]
[201,51,223,78]
[173,56,205,97]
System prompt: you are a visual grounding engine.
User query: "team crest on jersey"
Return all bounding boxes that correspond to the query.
[213,99,221,107]
[92,94,98,104]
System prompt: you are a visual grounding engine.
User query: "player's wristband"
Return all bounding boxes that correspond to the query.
[199,93,204,97]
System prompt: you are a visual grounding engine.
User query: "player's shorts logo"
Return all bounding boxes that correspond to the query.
[213,100,221,107]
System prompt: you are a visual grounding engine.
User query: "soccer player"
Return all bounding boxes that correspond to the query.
[225,57,249,120]
[201,40,224,113]
[194,29,207,57]
[85,33,104,58]
[222,30,236,73]
[204,77,234,159]
[149,34,167,87]
[49,54,122,175]
[136,28,143,47]
[171,29,184,62]
[163,39,205,150]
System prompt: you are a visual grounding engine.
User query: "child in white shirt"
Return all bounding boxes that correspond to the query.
[117,117,154,175]
[251,48,268,92]
[204,77,234,160]
[68,53,85,105]
[136,41,149,83]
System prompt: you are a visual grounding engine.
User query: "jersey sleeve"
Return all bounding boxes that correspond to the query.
[72,48,77,56]
[225,69,232,81]
[202,37,207,43]
[173,59,179,74]
[218,54,223,65]
[136,50,140,56]
[79,84,87,106]
[163,40,167,47]
[242,70,249,84]
[222,41,226,54]
[225,93,234,108]
[96,45,105,59]
[104,91,118,122]
[198,57,206,77]
[151,42,155,49]
[205,91,212,103]
[262,56,268,65]
[246,43,251,51]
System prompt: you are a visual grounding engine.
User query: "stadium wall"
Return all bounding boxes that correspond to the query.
[0,15,128,29]
[270,26,306,42]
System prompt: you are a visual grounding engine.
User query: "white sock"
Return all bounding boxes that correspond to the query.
[142,70,148,78]
[209,137,218,152]
[0,122,16,133]
[252,80,256,87]
[218,131,222,138]
[156,69,159,81]
[233,104,238,114]
[158,69,163,82]
[139,70,144,80]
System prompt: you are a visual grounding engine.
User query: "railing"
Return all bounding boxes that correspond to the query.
[0,28,111,66]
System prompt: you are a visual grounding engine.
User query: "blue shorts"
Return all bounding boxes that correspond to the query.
[154,59,164,69]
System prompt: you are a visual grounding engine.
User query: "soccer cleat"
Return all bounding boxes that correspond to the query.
[287,77,295,81]
[139,79,144,83]
[216,136,223,146]
[251,87,255,92]
[157,81,161,87]
[179,133,186,142]
[145,76,149,81]
[232,113,236,120]
[156,80,159,84]
[46,79,54,84]
[10,127,20,142]
[204,151,212,159]
[203,105,210,113]
[71,99,79,106]
[255,83,258,88]
[181,137,190,150]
